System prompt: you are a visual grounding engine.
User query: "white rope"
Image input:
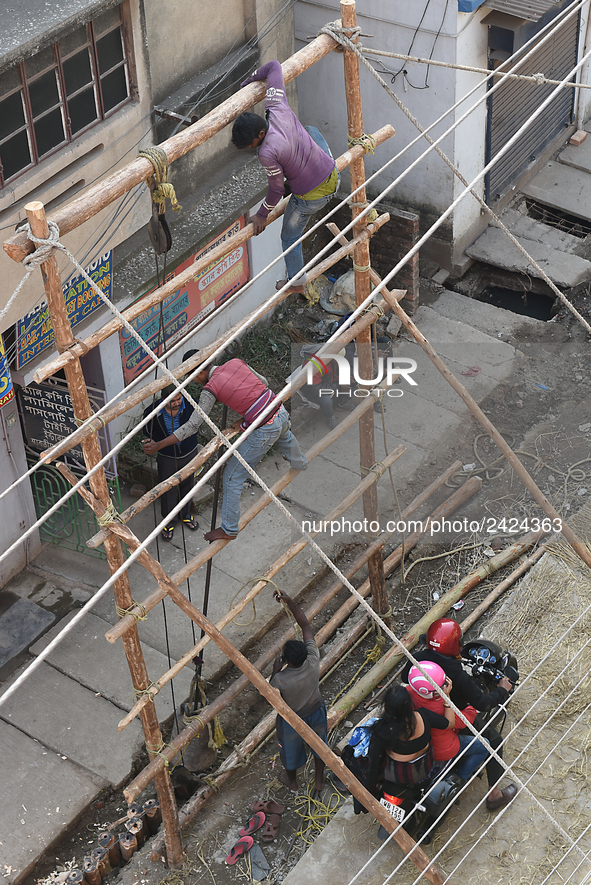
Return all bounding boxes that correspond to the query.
[362,45,591,90]
[2,0,584,524]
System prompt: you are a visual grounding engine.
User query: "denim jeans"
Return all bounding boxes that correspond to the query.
[453,733,491,782]
[221,407,308,536]
[282,126,339,285]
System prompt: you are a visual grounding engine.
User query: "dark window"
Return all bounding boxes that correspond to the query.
[0,4,131,187]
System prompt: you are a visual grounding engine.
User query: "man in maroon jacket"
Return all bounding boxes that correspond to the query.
[143,359,307,541]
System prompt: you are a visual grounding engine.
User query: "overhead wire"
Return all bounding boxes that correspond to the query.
[1,0,588,583]
[1,8,591,816]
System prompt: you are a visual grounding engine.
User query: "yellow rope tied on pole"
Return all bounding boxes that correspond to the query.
[137,146,181,213]
[347,132,377,154]
[183,674,226,749]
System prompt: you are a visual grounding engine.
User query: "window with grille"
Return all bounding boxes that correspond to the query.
[0,4,132,187]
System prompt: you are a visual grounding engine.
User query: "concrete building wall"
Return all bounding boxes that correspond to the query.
[0,404,42,585]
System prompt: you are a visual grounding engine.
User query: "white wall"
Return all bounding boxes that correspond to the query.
[294,0,459,218]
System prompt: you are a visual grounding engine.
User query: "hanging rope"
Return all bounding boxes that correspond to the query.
[137,146,181,214]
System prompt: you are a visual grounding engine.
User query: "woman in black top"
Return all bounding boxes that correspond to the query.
[367,685,455,792]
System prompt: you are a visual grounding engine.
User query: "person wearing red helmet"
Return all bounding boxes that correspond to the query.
[402,619,517,811]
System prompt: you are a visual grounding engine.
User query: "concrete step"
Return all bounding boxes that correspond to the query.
[0,661,143,788]
[466,225,591,288]
[557,123,591,174]
[428,288,546,338]
[30,610,193,722]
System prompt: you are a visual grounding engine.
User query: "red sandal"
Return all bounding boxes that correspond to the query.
[238,811,265,837]
[226,835,253,865]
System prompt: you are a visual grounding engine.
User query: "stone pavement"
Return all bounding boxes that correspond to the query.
[0,290,544,884]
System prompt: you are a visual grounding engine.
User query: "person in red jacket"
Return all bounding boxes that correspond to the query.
[407,663,488,783]
[402,618,517,811]
[143,359,307,541]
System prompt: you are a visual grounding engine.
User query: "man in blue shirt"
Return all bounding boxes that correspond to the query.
[142,385,200,541]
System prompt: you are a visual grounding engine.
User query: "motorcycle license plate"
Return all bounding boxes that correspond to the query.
[380,797,406,823]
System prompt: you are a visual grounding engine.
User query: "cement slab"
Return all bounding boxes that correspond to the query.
[0,719,100,885]
[498,207,583,255]
[558,123,591,173]
[521,160,591,224]
[430,287,546,338]
[282,798,408,885]
[466,225,591,287]
[0,597,54,668]
[0,661,143,788]
[29,611,193,720]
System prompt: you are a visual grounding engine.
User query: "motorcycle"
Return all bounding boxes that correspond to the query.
[368,639,520,844]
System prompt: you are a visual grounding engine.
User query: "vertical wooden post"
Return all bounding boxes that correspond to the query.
[24,202,184,868]
[339,1,389,622]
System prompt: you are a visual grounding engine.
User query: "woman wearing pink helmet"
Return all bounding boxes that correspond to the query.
[408,662,490,786]
[365,679,456,796]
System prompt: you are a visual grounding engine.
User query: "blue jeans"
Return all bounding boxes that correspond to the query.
[453,734,491,782]
[282,126,339,285]
[221,407,308,535]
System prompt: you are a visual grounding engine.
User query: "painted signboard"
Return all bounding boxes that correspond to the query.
[120,218,249,384]
[18,379,116,478]
[16,251,113,368]
[0,334,14,408]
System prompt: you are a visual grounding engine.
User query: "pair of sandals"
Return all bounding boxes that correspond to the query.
[225,800,285,865]
[161,516,199,541]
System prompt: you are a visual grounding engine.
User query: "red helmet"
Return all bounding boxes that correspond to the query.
[427,618,463,657]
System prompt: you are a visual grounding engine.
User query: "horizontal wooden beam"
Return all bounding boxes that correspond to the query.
[4,34,341,264]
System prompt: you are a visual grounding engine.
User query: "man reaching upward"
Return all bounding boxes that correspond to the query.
[232,59,339,295]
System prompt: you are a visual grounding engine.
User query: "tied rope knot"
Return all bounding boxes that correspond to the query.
[532,72,547,85]
[22,221,62,269]
[137,146,181,213]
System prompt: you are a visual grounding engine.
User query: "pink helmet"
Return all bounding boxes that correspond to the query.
[408,662,447,699]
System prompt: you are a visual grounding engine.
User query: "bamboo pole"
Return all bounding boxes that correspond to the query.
[24,202,183,867]
[104,375,390,645]
[380,288,591,572]
[31,127,394,385]
[54,465,443,884]
[116,445,403,730]
[459,543,547,632]
[125,464,475,798]
[340,0,388,622]
[327,529,546,726]
[40,213,396,464]
[5,35,343,264]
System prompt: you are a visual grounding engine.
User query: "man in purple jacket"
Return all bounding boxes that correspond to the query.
[232,60,339,294]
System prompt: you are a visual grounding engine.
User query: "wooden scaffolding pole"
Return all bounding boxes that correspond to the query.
[24,201,184,868]
[340,0,389,621]
[31,127,394,384]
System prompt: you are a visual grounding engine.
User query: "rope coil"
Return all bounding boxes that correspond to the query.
[137,147,181,214]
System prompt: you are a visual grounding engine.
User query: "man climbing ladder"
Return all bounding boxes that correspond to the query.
[232,59,339,294]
